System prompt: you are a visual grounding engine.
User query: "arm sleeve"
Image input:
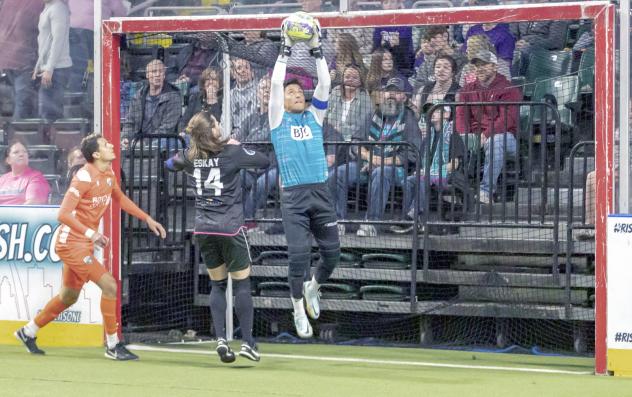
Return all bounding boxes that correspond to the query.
[309,57,331,126]
[57,178,93,236]
[43,5,70,72]
[25,173,50,205]
[111,180,151,222]
[236,147,271,169]
[269,55,288,130]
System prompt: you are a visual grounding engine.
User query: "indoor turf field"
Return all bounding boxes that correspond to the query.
[1,342,630,397]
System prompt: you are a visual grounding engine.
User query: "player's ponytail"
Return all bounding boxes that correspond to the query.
[186,111,228,160]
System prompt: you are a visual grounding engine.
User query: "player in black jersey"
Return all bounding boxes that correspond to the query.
[166,111,270,363]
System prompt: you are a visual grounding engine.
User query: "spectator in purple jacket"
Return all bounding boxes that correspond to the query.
[463,23,515,81]
[0,0,44,119]
[372,0,415,77]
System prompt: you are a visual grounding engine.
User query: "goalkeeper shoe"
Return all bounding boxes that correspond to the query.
[303,281,321,320]
[105,343,139,361]
[216,338,236,363]
[239,342,261,362]
[293,311,313,339]
[14,327,45,355]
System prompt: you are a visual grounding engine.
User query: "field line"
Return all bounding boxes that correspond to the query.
[127,344,592,375]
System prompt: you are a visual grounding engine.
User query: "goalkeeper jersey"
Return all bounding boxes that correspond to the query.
[270,108,328,188]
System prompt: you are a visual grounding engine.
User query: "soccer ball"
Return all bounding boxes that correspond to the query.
[283,12,317,43]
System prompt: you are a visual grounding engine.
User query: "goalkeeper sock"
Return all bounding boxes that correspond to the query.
[106,333,120,349]
[101,296,118,335]
[23,320,40,338]
[34,295,69,328]
[233,277,254,346]
[210,279,228,339]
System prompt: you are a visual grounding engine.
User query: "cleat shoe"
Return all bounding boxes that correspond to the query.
[105,342,139,361]
[303,281,321,320]
[239,342,261,362]
[293,311,313,339]
[14,328,45,355]
[216,338,236,363]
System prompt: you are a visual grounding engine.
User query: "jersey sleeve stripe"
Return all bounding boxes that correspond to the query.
[311,97,328,110]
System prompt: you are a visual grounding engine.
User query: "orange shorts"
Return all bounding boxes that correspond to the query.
[56,244,108,290]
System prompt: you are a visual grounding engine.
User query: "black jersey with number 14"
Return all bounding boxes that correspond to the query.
[166,144,270,235]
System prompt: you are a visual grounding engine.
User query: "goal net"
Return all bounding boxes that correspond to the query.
[100,1,614,371]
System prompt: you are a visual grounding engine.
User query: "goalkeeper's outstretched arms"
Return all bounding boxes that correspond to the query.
[269,23,293,131]
[308,20,331,126]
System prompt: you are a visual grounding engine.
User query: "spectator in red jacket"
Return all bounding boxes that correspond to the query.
[455,50,522,204]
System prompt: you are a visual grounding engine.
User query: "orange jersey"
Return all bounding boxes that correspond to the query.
[56,162,148,247]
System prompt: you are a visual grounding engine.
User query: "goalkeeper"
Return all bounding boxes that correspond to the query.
[269,15,340,338]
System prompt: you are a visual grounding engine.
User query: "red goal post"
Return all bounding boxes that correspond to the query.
[100,1,615,373]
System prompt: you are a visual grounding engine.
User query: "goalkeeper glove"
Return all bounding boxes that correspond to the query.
[308,19,323,58]
[280,18,295,57]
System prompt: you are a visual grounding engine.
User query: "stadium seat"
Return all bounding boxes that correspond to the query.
[359,285,409,301]
[361,253,410,270]
[28,145,58,174]
[320,283,360,300]
[44,174,62,203]
[412,0,453,8]
[51,118,90,152]
[338,252,361,268]
[577,48,594,94]
[257,281,291,298]
[254,250,289,266]
[8,119,50,146]
[531,75,580,129]
[524,50,573,97]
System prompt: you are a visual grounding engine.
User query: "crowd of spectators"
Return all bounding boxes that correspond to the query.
[0,0,595,238]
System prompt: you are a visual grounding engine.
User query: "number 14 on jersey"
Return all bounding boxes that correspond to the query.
[194,167,223,196]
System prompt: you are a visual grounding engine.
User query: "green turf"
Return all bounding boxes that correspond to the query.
[0,343,630,397]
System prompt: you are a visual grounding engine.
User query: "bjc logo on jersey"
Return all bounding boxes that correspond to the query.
[291,125,313,141]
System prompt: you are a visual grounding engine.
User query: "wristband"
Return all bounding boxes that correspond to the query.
[309,47,323,59]
[85,229,96,240]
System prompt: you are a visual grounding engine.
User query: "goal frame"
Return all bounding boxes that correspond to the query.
[100,1,615,374]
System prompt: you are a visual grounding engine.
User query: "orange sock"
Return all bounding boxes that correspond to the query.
[101,296,118,335]
[34,296,69,328]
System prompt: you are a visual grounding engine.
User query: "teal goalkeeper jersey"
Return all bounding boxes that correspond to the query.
[271,108,328,188]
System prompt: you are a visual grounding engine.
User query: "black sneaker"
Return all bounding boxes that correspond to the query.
[216,338,236,363]
[239,342,260,362]
[105,343,139,361]
[14,327,45,355]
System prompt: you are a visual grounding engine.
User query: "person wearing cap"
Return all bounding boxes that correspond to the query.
[462,23,515,81]
[350,76,421,237]
[455,49,522,204]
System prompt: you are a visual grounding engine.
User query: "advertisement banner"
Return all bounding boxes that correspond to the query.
[607,214,632,376]
[0,206,103,347]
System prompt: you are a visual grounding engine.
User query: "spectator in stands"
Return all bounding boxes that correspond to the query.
[240,30,278,80]
[62,145,86,190]
[229,58,258,136]
[366,48,409,105]
[353,77,421,237]
[122,59,183,146]
[512,3,570,76]
[373,0,415,77]
[34,0,73,123]
[413,36,434,75]
[329,33,367,87]
[326,64,373,142]
[240,77,278,220]
[0,140,50,205]
[329,0,373,58]
[412,55,460,119]
[180,67,223,135]
[458,34,494,87]
[455,50,521,204]
[463,23,515,81]
[67,0,128,91]
[174,43,219,93]
[0,0,43,119]
[410,26,466,91]
[391,105,463,234]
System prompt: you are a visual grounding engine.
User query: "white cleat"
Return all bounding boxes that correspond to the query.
[303,281,321,320]
[293,311,313,339]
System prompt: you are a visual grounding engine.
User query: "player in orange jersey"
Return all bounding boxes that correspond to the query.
[14,133,167,360]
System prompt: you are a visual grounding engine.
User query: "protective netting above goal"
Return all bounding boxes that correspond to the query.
[116,15,596,355]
